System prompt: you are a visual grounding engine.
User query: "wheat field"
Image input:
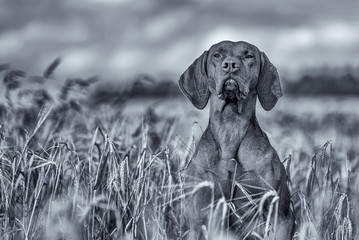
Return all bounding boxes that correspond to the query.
[0,62,357,239]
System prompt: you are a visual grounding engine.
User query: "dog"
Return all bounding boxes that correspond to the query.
[179,41,294,239]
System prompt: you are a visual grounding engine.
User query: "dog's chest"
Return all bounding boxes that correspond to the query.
[214,119,250,160]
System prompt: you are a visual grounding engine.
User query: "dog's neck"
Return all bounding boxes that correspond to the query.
[208,92,257,161]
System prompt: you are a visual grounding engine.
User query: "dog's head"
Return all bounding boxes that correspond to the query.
[179,41,282,111]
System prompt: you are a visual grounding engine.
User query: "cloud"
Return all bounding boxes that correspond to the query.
[62,49,97,73]
[319,22,359,46]
[270,21,359,72]
[1,0,359,81]
[89,0,130,4]
[109,48,146,73]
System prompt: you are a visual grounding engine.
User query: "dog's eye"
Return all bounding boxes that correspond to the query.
[213,53,222,59]
[245,55,254,59]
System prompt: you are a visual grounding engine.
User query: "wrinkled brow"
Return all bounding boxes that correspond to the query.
[212,47,227,53]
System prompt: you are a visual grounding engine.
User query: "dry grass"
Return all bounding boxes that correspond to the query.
[0,62,357,239]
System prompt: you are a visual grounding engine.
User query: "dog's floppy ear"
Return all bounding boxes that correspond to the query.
[179,51,210,110]
[257,52,282,111]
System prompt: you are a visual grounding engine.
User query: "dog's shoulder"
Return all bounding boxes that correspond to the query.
[238,121,280,166]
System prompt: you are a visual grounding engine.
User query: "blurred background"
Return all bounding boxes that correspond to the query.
[1,0,359,81]
[1,0,359,154]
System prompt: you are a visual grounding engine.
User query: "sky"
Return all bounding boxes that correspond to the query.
[1,0,359,83]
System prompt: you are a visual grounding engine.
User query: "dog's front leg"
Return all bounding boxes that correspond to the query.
[184,128,221,239]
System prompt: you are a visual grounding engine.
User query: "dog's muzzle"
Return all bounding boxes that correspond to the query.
[223,79,238,99]
[219,79,248,100]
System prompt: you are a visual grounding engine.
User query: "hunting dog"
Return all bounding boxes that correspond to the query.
[179,41,294,239]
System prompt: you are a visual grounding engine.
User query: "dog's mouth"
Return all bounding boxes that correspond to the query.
[217,79,248,101]
[217,79,248,113]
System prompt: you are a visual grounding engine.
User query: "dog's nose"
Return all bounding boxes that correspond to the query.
[222,58,240,72]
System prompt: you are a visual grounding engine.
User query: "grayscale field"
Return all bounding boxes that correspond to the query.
[1,0,358,239]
